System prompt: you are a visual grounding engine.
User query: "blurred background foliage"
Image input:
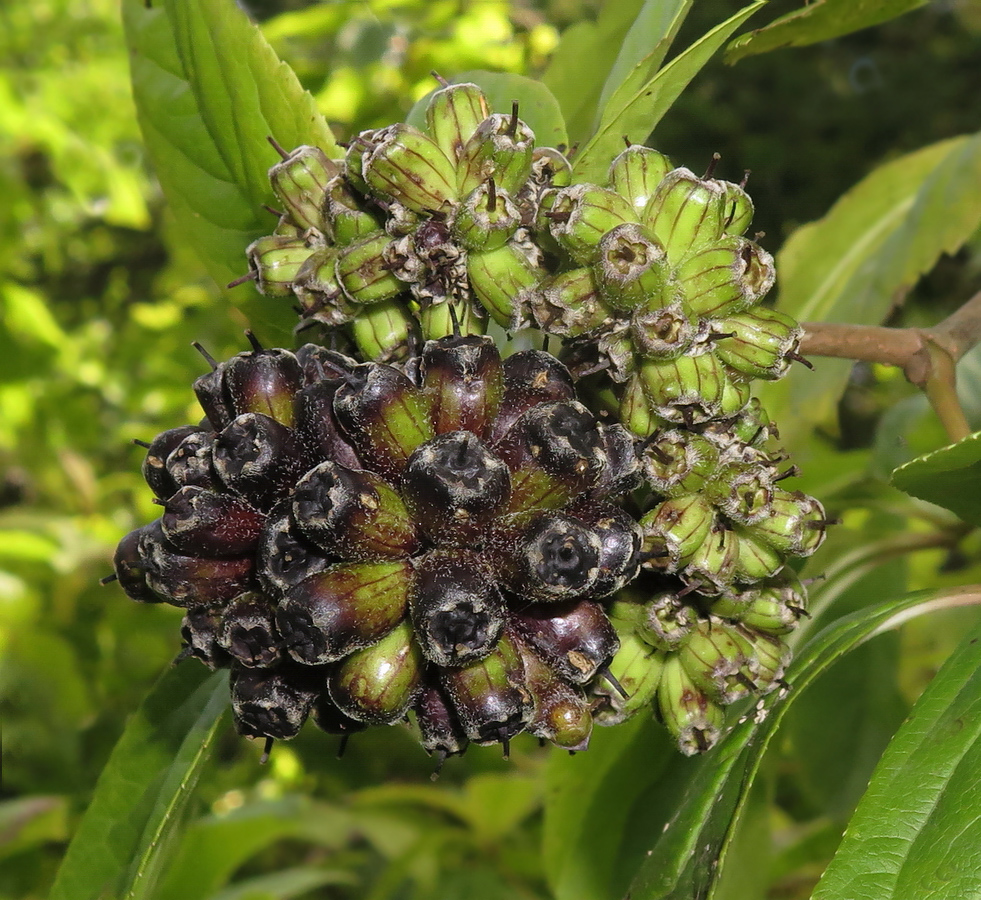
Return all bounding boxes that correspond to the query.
[3,1,981,898]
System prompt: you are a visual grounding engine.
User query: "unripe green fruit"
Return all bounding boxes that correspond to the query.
[244,234,314,298]
[608,145,673,214]
[529,267,614,338]
[467,241,543,327]
[456,110,536,197]
[360,124,458,213]
[640,493,715,571]
[268,144,338,235]
[676,236,775,318]
[637,352,728,425]
[657,653,725,756]
[644,168,727,264]
[451,181,522,251]
[425,81,489,163]
[335,233,406,305]
[593,222,670,311]
[589,629,665,726]
[712,307,802,381]
[547,184,637,265]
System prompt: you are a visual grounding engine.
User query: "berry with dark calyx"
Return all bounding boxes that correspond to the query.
[139,520,255,608]
[178,607,231,669]
[359,124,458,213]
[510,598,619,685]
[425,80,489,164]
[683,523,738,595]
[630,300,698,360]
[641,494,716,572]
[213,413,310,510]
[231,664,319,741]
[440,630,532,748]
[313,692,369,741]
[547,184,637,265]
[712,307,802,381]
[452,180,522,251]
[590,424,642,499]
[292,462,418,560]
[588,629,665,726]
[256,505,333,596]
[413,679,470,772]
[566,502,642,597]
[322,175,383,246]
[327,620,424,725]
[167,430,220,491]
[657,653,725,756]
[456,106,535,197]
[159,485,266,558]
[223,342,304,427]
[402,433,511,545]
[488,351,576,442]
[513,631,592,750]
[594,223,670,311]
[640,430,719,498]
[643,168,727,264]
[509,512,602,602]
[295,343,359,384]
[608,144,673,214]
[332,363,434,478]
[268,143,338,235]
[747,489,829,557]
[676,236,775,318]
[218,593,282,668]
[335,232,406,305]
[410,550,506,666]
[619,591,697,652]
[293,380,361,470]
[192,348,234,432]
[528,267,614,338]
[421,334,504,438]
[711,578,808,635]
[678,618,757,705]
[276,560,411,665]
[466,239,544,328]
[244,234,315,298]
[140,426,205,499]
[637,351,730,425]
[112,524,165,603]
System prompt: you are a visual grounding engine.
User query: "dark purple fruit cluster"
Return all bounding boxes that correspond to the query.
[112,333,643,766]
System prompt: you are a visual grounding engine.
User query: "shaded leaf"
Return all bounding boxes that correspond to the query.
[49,665,228,900]
[758,132,981,447]
[209,867,358,900]
[542,0,646,147]
[0,796,68,860]
[156,797,359,900]
[726,0,928,64]
[573,3,764,184]
[407,71,568,149]
[891,430,981,526]
[621,584,981,900]
[813,618,981,899]
[122,0,337,340]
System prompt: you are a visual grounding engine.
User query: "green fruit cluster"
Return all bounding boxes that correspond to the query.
[112,334,644,765]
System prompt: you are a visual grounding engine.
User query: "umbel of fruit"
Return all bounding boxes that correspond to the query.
[109,332,644,766]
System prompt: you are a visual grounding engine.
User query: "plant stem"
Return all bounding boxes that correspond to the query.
[800,288,981,443]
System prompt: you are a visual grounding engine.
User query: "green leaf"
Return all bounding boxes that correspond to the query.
[49,665,228,900]
[595,0,693,128]
[726,0,929,64]
[757,132,981,446]
[406,71,568,150]
[121,0,337,341]
[155,798,359,900]
[813,618,981,899]
[573,2,765,184]
[542,0,646,147]
[619,584,981,900]
[209,867,357,900]
[0,796,68,860]
[891,430,981,527]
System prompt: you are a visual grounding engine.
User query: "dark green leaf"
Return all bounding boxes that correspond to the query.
[542,0,646,147]
[573,2,765,184]
[209,867,358,900]
[0,796,68,860]
[49,665,228,900]
[621,584,981,900]
[407,71,568,150]
[891,430,981,526]
[122,0,337,340]
[813,617,981,899]
[726,0,929,64]
[758,132,981,448]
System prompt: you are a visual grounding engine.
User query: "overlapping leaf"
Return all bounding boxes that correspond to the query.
[122,0,337,340]
[892,430,981,526]
[726,0,929,63]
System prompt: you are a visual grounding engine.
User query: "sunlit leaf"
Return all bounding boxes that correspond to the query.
[813,618,981,899]
[122,0,337,341]
[573,3,764,184]
[48,665,228,900]
[891,430,981,526]
[758,131,981,447]
[726,0,929,63]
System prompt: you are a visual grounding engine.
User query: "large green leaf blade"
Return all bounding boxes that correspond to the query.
[573,3,764,185]
[122,0,336,338]
[726,0,928,64]
[48,665,228,900]
[758,132,981,444]
[891,431,981,527]
[542,1,646,147]
[813,619,981,899]
[623,584,981,899]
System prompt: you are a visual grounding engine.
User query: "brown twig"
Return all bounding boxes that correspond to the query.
[800,288,981,443]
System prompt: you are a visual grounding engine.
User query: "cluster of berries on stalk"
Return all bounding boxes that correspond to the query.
[110,76,832,762]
